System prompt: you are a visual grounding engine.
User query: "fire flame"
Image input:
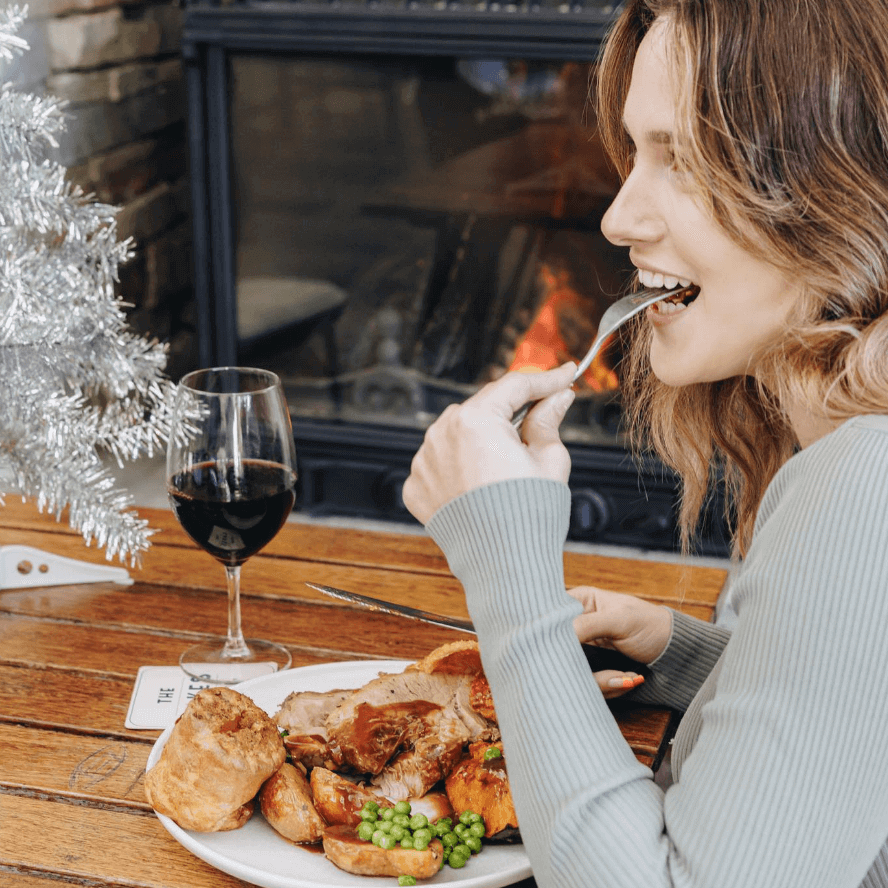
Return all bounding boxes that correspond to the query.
[508,264,620,392]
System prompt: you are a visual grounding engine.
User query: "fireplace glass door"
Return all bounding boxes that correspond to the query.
[229,51,632,446]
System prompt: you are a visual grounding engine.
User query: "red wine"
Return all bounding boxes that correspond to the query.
[169,459,297,565]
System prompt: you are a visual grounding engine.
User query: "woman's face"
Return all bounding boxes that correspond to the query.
[600,19,802,386]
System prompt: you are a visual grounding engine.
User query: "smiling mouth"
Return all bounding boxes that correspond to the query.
[636,269,700,313]
[651,283,700,313]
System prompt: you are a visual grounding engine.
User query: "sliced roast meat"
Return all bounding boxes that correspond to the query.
[325,671,470,774]
[274,688,352,769]
[275,688,353,731]
[371,707,470,799]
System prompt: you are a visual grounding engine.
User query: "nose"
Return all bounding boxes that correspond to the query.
[601,167,667,247]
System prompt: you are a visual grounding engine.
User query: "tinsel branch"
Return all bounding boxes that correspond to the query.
[0,7,191,564]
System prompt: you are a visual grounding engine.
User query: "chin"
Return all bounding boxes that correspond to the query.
[649,354,697,387]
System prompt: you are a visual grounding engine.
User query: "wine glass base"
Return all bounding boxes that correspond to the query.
[180,639,292,685]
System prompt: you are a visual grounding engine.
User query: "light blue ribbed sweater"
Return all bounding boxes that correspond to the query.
[426,415,888,888]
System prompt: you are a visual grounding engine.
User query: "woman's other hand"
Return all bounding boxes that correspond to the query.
[568,585,672,669]
[403,363,577,525]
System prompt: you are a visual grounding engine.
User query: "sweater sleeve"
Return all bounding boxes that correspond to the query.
[630,609,731,711]
[426,420,888,888]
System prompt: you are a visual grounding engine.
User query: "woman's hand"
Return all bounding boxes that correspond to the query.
[402,363,577,525]
[568,586,673,699]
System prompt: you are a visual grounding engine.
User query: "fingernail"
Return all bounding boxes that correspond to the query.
[607,675,644,689]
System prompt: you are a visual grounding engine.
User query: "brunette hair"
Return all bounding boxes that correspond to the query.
[596,0,888,555]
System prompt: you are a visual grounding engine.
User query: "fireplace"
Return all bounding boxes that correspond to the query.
[182,0,730,555]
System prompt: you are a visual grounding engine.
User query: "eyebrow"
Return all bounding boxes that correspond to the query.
[622,120,674,146]
[645,130,674,145]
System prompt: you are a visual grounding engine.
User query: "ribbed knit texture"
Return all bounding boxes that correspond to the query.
[427,415,888,888]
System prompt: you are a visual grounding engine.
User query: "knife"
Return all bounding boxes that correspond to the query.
[305,581,647,675]
[306,582,475,633]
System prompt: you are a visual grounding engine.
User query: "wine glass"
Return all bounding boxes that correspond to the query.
[167,367,297,684]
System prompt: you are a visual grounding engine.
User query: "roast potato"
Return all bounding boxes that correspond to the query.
[323,824,444,878]
[260,763,326,844]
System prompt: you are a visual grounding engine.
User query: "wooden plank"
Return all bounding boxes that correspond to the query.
[1,499,727,611]
[2,525,721,625]
[0,723,152,809]
[0,613,358,677]
[563,552,726,610]
[0,663,161,739]
[0,874,102,888]
[0,595,471,672]
[0,794,249,888]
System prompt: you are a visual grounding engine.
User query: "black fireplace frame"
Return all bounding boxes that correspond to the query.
[180,0,731,556]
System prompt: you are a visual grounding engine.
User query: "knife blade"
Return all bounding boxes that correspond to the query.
[304,581,647,676]
[305,582,475,633]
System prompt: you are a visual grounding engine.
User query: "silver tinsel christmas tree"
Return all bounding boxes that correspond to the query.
[0,6,185,564]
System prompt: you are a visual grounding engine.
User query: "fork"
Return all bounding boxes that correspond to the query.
[510,284,688,429]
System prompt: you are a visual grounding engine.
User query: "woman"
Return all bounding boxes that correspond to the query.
[402,1,888,886]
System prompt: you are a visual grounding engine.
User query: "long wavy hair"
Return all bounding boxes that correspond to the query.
[596,0,888,556]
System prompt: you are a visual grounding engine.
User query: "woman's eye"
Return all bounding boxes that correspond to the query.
[665,147,692,181]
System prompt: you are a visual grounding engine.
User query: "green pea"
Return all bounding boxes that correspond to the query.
[378,834,397,851]
[380,807,396,821]
[413,827,433,843]
[469,821,486,838]
[398,877,417,887]
[465,836,482,853]
[360,808,378,822]
[390,825,407,842]
[483,746,502,760]
[409,813,429,831]
[453,843,472,859]
[448,852,469,869]
[357,821,375,841]
[394,800,412,815]
[377,820,393,834]
[454,823,470,839]
[400,835,415,850]
[459,810,475,825]
[412,835,430,851]
[371,829,386,846]
[441,831,459,848]
[393,813,411,828]
[363,800,380,813]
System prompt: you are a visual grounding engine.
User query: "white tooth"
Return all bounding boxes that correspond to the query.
[638,269,653,287]
[663,275,679,289]
[652,273,664,288]
[654,300,686,314]
[678,278,692,287]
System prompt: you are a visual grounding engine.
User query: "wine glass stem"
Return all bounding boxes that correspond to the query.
[222,564,250,659]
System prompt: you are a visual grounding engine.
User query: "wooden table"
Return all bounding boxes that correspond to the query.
[0,497,727,888]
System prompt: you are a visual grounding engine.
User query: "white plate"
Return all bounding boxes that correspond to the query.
[147,660,532,888]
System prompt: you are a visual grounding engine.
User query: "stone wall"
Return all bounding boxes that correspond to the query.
[6,0,196,379]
